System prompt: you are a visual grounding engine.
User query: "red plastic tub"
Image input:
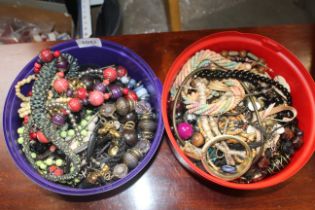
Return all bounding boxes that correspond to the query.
[162,31,315,190]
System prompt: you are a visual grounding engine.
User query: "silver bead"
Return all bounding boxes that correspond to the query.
[113,163,128,178]
[123,151,138,169]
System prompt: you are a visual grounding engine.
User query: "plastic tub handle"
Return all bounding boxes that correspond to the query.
[76,38,102,48]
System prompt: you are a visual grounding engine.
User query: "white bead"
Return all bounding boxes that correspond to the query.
[136,88,148,98]
[87,122,96,131]
[83,136,90,142]
[275,124,285,134]
[92,116,98,123]
[247,101,261,111]
[70,141,79,150]
[114,121,120,129]
[246,125,256,134]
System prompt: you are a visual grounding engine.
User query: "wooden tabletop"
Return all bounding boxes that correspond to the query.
[1,24,315,210]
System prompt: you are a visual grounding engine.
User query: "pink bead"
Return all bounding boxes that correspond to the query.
[34,67,40,74]
[75,87,88,99]
[126,91,138,101]
[177,122,194,140]
[40,49,54,63]
[89,90,104,106]
[49,145,57,152]
[37,131,50,143]
[68,98,82,112]
[53,50,61,58]
[56,72,64,78]
[103,67,117,82]
[104,93,111,100]
[53,78,69,94]
[29,132,37,140]
[23,116,29,124]
[117,66,127,77]
[34,62,41,69]
[103,79,110,86]
[122,88,129,95]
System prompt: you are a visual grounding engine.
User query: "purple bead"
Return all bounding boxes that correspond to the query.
[127,79,136,89]
[82,98,89,106]
[56,57,69,71]
[94,83,106,93]
[110,84,122,99]
[52,114,65,126]
[66,89,73,97]
[177,122,193,140]
[221,165,236,174]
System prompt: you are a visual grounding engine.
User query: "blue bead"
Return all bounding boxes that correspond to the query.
[134,85,149,99]
[120,76,130,84]
[133,84,143,92]
[221,165,236,174]
[127,79,136,89]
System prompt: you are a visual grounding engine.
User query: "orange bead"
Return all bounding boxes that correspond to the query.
[37,131,49,143]
[53,168,64,176]
[191,132,205,147]
[49,165,57,173]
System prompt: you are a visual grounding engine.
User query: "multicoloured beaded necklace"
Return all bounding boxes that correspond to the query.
[15,48,157,187]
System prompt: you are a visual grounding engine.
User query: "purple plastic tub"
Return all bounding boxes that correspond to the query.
[3,38,164,196]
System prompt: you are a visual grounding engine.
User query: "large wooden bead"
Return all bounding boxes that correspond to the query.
[191,132,204,147]
[115,97,130,116]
